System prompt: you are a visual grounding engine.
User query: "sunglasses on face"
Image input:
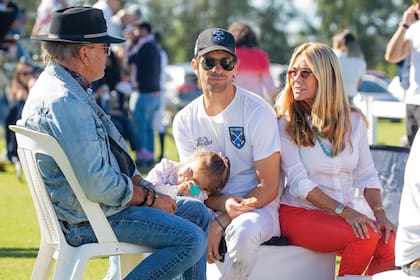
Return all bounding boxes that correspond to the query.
[200,57,237,71]
[287,69,314,79]
[103,44,111,56]
[20,71,34,76]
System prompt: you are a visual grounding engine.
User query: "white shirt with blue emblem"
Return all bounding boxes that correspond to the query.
[173,86,281,207]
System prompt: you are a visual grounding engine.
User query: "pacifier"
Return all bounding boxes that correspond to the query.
[189,184,201,196]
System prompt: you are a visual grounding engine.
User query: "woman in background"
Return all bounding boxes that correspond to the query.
[332,30,366,103]
[228,21,278,103]
[6,60,36,162]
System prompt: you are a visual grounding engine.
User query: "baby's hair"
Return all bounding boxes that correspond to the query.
[188,150,231,194]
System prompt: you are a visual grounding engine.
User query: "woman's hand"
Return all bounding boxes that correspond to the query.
[342,207,378,240]
[373,210,396,244]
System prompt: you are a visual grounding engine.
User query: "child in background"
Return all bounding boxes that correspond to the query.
[146,150,230,201]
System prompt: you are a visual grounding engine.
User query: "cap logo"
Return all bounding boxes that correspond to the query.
[212,30,225,43]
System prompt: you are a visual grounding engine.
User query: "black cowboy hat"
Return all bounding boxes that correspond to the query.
[31,6,125,44]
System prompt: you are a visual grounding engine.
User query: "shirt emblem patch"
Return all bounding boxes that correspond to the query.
[229,126,245,149]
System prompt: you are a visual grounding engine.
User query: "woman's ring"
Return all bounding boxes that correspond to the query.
[354,222,360,227]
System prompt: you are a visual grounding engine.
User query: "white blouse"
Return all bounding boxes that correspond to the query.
[279,112,381,210]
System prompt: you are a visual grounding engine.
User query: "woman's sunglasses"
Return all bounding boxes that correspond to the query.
[200,57,237,71]
[287,69,314,79]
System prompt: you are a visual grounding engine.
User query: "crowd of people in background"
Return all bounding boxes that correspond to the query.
[1,0,171,169]
[1,2,420,279]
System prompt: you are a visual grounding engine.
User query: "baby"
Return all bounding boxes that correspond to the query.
[146,150,230,201]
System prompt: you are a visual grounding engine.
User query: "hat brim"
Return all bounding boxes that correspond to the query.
[196,45,236,57]
[31,34,125,44]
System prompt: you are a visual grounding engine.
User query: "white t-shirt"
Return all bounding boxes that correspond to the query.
[173,86,281,204]
[404,21,420,105]
[395,131,420,266]
[335,50,366,98]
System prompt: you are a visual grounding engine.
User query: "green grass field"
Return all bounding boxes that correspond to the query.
[0,119,406,279]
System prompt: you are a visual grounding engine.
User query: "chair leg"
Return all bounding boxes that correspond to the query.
[103,256,121,280]
[52,249,90,280]
[31,242,55,280]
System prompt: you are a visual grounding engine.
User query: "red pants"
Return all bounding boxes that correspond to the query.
[279,205,395,276]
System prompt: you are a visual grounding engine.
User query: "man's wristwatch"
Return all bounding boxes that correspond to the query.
[401,23,410,29]
[334,203,345,217]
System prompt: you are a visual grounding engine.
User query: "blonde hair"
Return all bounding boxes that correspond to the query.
[10,61,34,103]
[275,42,355,156]
[188,150,230,194]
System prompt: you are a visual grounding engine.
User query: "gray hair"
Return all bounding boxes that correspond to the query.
[40,41,83,65]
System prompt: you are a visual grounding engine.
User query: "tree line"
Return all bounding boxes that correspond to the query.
[20,0,409,76]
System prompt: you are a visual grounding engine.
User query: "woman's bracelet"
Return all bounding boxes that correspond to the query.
[214,216,226,231]
[138,186,151,206]
[373,204,385,212]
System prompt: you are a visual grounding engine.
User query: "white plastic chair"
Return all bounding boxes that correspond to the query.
[9,125,153,280]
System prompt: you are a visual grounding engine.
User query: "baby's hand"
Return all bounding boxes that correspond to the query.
[177,181,194,195]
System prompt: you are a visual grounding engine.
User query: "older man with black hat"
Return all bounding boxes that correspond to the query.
[18,6,209,280]
[172,28,282,279]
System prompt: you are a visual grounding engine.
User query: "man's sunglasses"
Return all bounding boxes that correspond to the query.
[20,71,34,76]
[200,57,237,71]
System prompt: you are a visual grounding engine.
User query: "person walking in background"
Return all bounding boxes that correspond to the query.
[153,31,168,162]
[92,0,122,38]
[128,21,161,167]
[146,150,230,202]
[385,3,420,147]
[228,21,279,103]
[275,42,395,277]
[110,3,142,65]
[19,7,209,279]
[332,29,366,103]
[395,130,420,277]
[173,27,282,279]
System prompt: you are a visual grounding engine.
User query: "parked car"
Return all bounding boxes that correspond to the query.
[353,74,405,122]
[163,62,202,121]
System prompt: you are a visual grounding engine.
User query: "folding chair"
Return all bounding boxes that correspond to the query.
[9,125,153,280]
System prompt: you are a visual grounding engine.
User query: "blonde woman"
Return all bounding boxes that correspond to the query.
[275,42,395,277]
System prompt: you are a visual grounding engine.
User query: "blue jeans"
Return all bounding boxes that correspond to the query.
[62,197,209,280]
[132,92,161,156]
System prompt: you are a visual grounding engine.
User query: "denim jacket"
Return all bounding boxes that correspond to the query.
[18,63,139,224]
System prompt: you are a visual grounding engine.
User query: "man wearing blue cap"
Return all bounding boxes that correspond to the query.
[18,6,209,279]
[173,28,282,279]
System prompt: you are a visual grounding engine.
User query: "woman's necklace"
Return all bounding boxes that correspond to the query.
[315,132,333,158]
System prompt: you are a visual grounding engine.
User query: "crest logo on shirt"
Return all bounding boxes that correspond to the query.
[229,127,245,149]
